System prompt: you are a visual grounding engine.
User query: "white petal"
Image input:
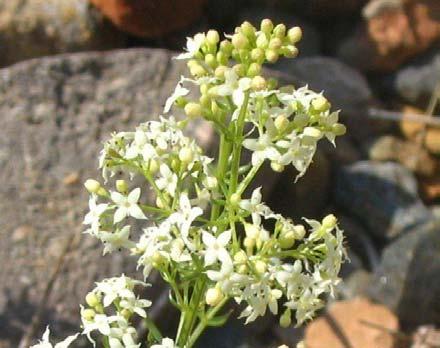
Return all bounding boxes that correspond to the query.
[204,252,217,266]
[128,188,141,203]
[202,231,216,247]
[129,205,147,220]
[111,191,125,205]
[114,208,127,223]
[218,230,231,246]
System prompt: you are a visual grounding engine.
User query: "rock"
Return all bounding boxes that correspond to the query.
[334,161,432,240]
[0,0,125,67]
[368,135,438,176]
[283,0,368,18]
[425,127,440,154]
[90,0,206,38]
[337,270,373,300]
[367,220,440,328]
[0,48,212,347]
[411,325,440,348]
[387,44,440,105]
[270,57,375,141]
[399,105,426,140]
[337,0,440,72]
[235,8,321,57]
[319,137,362,166]
[304,297,399,348]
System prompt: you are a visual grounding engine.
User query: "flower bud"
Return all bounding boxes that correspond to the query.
[204,53,217,68]
[179,147,194,164]
[265,49,279,63]
[251,48,265,62]
[206,287,224,306]
[251,76,266,91]
[199,94,211,108]
[303,127,322,139]
[256,33,269,49]
[293,225,306,240]
[270,161,285,173]
[216,51,228,66]
[156,195,169,209]
[84,179,101,194]
[274,115,289,132]
[279,230,295,249]
[267,78,278,90]
[116,179,128,193]
[85,292,100,308]
[233,64,246,77]
[184,102,202,119]
[332,123,346,136]
[243,236,255,249]
[237,264,248,274]
[241,21,256,37]
[260,19,274,34]
[269,37,282,50]
[204,176,218,189]
[220,40,233,55]
[293,113,309,128]
[322,214,337,229]
[206,29,220,45]
[280,309,292,328]
[230,192,241,206]
[311,96,330,112]
[287,26,302,44]
[245,223,259,239]
[121,308,132,320]
[234,250,248,264]
[81,308,96,321]
[232,32,248,49]
[281,45,299,58]
[273,23,286,38]
[214,65,226,79]
[254,260,267,275]
[148,159,159,174]
[247,62,262,77]
[190,64,206,78]
[187,59,198,69]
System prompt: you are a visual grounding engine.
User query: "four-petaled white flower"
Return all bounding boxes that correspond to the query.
[243,134,280,166]
[83,196,108,234]
[239,187,273,225]
[31,327,78,348]
[202,229,231,266]
[151,338,178,348]
[156,164,178,197]
[164,78,189,113]
[100,226,136,255]
[111,188,147,224]
[215,69,252,107]
[175,33,205,60]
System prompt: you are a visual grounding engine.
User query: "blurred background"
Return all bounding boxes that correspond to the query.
[0,0,439,347]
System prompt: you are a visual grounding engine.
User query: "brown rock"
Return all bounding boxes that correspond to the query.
[425,127,440,154]
[338,0,440,72]
[400,105,425,140]
[90,0,206,38]
[305,297,399,348]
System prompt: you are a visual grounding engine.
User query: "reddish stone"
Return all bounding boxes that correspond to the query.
[90,0,206,38]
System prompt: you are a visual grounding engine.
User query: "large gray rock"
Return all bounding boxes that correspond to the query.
[0,0,125,67]
[334,161,432,240]
[367,219,440,328]
[0,48,206,347]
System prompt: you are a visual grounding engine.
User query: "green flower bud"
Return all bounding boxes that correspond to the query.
[251,47,265,62]
[274,115,289,132]
[311,96,330,112]
[230,192,241,206]
[175,96,187,108]
[121,309,132,320]
[287,26,302,44]
[214,65,227,79]
[184,102,202,118]
[84,179,101,194]
[280,309,292,328]
[216,51,228,66]
[81,308,96,321]
[269,37,282,50]
[204,53,217,68]
[270,161,285,173]
[332,123,346,136]
[243,236,255,251]
[273,23,286,38]
[245,223,259,239]
[279,230,295,249]
[116,179,128,193]
[265,49,279,63]
[256,33,269,49]
[234,250,248,264]
[254,260,267,275]
[206,287,224,307]
[303,127,322,139]
[231,49,241,61]
[322,214,337,229]
[200,83,209,95]
[233,64,246,77]
[85,292,100,308]
[206,29,220,45]
[260,18,273,34]
[251,76,266,91]
[232,32,248,49]
[280,84,295,93]
[293,225,306,239]
[220,40,233,55]
[179,147,194,164]
[247,62,262,77]
[241,21,256,37]
[267,78,278,90]
[190,64,206,78]
[294,113,309,128]
[156,195,168,209]
[187,59,198,69]
[199,94,211,108]
[148,159,159,174]
[281,45,299,58]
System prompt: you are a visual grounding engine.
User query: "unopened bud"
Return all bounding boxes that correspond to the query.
[254,260,267,275]
[204,53,217,68]
[322,214,337,229]
[256,33,269,49]
[204,176,218,190]
[81,308,96,321]
[260,19,274,34]
[116,179,128,193]
[273,23,286,38]
[294,113,309,128]
[206,30,220,45]
[247,62,262,77]
[311,96,330,112]
[244,236,255,249]
[251,76,266,91]
[332,123,346,136]
[190,64,206,78]
[288,26,302,44]
[269,37,282,50]
[280,309,292,328]
[274,115,289,132]
[220,40,233,55]
[179,147,194,164]
[279,230,295,249]
[234,250,248,264]
[282,45,299,58]
[216,51,228,66]
[251,48,265,62]
[232,33,248,49]
[184,102,202,119]
[230,192,241,206]
[265,49,279,63]
[293,225,306,240]
[206,288,224,306]
[241,21,256,37]
[121,308,132,320]
[245,223,260,239]
[148,159,159,174]
[303,127,322,139]
[84,179,101,194]
[233,63,246,77]
[85,292,100,308]
[270,161,285,173]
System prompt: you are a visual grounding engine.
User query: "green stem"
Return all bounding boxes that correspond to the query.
[211,133,231,220]
[144,317,163,342]
[236,161,263,196]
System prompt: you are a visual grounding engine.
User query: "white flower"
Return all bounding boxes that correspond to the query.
[111,188,147,223]
[202,229,231,266]
[100,226,136,255]
[83,196,108,234]
[125,129,147,159]
[169,193,203,250]
[206,252,233,283]
[215,69,252,107]
[239,187,273,225]
[31,327,78,348]
[156,164,178,197]
[164,78,189,113]
[243,134,280,166]
[151,337,178,348]
[175,33,205,60]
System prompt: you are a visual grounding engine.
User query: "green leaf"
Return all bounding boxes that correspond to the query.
[207,310,233,327]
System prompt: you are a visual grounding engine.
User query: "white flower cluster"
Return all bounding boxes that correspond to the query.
[80,275,151,347]
[30,327,78,348]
